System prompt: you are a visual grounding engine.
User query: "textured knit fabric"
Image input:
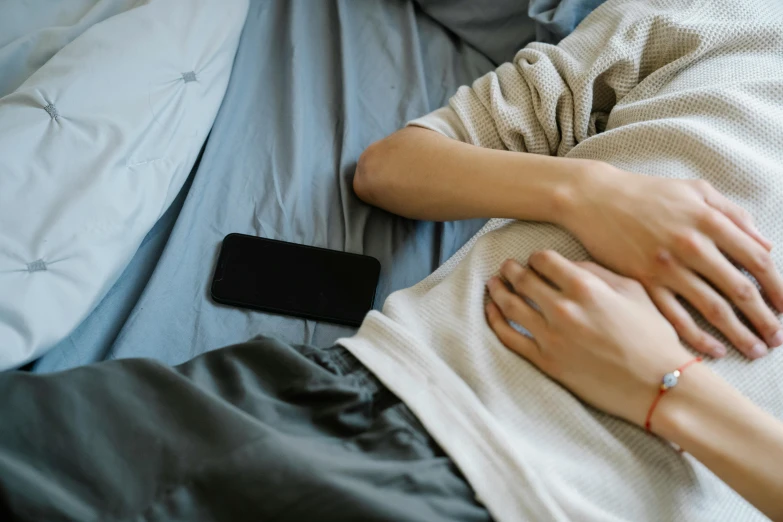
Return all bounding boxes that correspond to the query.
[0,338,491,522]
[339,0,783,520]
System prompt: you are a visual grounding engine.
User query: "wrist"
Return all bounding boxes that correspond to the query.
[650,363,719,444]
[550,159,613,228]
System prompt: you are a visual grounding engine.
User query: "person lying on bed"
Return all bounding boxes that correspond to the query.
[2,0,783,521]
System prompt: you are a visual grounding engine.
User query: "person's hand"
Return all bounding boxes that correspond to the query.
[559,164,783,359]
[485,252,694,426]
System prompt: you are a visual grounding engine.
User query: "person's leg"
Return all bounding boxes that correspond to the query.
[0,337,491,522]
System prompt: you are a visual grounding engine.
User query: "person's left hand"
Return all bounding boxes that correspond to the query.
[558,165,783,359]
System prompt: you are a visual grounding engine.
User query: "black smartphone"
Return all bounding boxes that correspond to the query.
[211,233,381,326]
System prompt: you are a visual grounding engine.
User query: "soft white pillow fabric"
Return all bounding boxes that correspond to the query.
[0,0,140,97]
[0,0,249,369]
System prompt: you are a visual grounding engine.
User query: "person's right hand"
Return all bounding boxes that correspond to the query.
[485,253,692,427]
[559,164,783,359]
[486,253,783,521]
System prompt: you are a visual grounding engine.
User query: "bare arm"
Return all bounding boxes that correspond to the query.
[353,126,589,223]
[355,126,783,360]
[485,252,783,520]
[657,364,783,519]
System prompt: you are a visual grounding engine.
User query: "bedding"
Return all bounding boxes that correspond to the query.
[0,0,139,98]
[416,0,606,64]
[25,0,602,373]
[0,0,248,370]
[0,337,491,521]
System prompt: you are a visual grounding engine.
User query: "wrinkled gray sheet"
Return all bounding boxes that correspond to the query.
[30,0,600,372]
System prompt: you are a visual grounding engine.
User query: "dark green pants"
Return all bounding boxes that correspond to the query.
[0,337,491,522]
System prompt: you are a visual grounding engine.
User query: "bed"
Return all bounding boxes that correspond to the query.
[0,0,603,373]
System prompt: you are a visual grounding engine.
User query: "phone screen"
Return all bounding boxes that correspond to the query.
[211,233,381,326]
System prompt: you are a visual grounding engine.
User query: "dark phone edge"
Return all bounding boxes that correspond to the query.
[223,232,383,269]
[210,292,366,328]
[210,233,380,327]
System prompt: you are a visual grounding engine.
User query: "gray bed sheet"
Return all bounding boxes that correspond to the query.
[30,0,599,372]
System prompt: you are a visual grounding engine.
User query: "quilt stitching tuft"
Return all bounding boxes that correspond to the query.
[43,103,59,120]
[26,259,48,272]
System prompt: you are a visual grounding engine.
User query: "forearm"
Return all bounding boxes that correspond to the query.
[353,126,595,223]
[655,364,783,520]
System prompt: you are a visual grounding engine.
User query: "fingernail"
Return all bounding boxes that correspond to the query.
[748,221,768,240]
[750,343,768,359]
[711,343,727,358]
[770,330,783,348]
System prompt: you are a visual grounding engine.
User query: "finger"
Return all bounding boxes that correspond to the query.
[703,188,772,251]
[500,259,561,319]
[526,250,588,293]
[665,265,768,359]
[485,300,544,366]
[575,261,636,291]
[703,211,783,312]
[648,286,727,358]
[676,236,783,349]
[486,276,547,338]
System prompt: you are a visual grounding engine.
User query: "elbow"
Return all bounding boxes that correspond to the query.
[353,139,386,205]
[354,126,424,207]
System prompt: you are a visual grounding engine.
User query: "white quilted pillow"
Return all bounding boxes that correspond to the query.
[0,0,249,369]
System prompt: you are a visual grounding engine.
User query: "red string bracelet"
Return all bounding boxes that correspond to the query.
[644,357,703,432]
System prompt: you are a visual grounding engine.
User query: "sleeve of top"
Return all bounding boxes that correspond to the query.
[407,106,470,143]
[406,0,704,157]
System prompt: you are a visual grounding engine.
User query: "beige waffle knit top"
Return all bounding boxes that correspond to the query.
[339,1,783,520]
